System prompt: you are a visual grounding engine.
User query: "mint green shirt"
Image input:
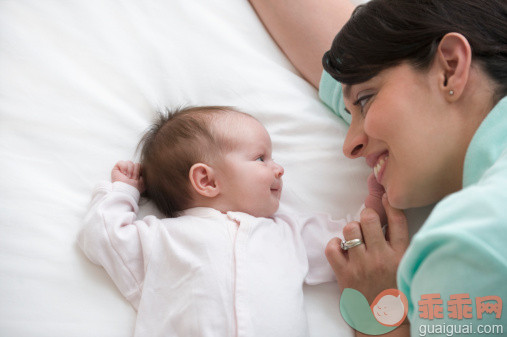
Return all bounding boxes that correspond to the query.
[398,96,507,335]
[319,70,351,124]
[319,70,507,335]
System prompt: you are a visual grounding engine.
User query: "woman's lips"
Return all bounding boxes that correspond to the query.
[373,154,388,183]
[366,151,389,168]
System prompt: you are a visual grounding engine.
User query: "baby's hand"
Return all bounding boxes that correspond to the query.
[111,160,145,193]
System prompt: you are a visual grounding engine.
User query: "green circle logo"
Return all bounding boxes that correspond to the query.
[340,288,408,335]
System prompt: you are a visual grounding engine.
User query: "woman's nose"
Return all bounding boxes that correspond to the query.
[343,124,368,159]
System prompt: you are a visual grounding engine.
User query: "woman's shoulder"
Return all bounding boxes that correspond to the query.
[398,179,507,331]
[398,165,507,306]
[411,169,507,247]
[421,140,507,233]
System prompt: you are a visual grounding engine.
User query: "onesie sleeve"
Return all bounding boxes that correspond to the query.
[298,213,348,285]
[318,70,351,125]
[78,181,159,309]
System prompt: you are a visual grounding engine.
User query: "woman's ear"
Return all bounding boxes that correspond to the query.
[189,163,219,198]
[436,33,472,101]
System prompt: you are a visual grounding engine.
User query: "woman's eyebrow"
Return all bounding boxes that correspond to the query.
[343,84,353,101]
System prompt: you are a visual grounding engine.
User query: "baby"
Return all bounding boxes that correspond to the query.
[79,106,350,337]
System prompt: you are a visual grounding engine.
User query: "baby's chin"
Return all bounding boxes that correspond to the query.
[253,202,280,218]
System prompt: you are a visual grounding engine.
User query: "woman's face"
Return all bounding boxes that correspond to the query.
[342,63,471,209]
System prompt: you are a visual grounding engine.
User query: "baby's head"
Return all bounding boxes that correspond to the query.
[138,106,284,218]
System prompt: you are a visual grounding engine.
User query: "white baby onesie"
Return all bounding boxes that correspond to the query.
[79,181,347,337]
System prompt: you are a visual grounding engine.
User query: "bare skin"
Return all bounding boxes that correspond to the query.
[247,2,410,335]
[248,0,354,88]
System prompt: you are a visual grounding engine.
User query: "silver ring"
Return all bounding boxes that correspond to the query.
[341,238,363,251]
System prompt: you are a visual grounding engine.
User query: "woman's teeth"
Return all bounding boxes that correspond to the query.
[374,156,387,181]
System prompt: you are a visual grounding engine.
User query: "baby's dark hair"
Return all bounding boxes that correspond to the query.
[138,106,246,217]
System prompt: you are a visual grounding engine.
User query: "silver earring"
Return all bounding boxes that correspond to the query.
[449,90,454,95]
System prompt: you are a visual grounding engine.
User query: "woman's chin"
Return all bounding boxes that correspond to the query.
[385,188,411,210]
[387,188,436,210]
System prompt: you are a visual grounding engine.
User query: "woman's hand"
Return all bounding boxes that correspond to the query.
[325,195,409,304]
[111,160,145,194]
[365,173,387,225]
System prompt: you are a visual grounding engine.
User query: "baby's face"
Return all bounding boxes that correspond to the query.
[214,115,284,217]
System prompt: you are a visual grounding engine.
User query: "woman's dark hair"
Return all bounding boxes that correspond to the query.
[323,0,507,100]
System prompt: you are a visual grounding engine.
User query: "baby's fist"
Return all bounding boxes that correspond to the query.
[111,160,145,193]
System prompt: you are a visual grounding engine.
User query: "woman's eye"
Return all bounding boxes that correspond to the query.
[354,94,374,115]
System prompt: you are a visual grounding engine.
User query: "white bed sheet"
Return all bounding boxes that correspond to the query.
[0,0,430,336]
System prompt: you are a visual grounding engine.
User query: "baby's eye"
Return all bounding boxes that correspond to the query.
[256,156,265,162]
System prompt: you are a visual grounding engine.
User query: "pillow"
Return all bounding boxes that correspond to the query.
[0,0,428,336]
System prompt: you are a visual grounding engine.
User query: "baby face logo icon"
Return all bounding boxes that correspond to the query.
[340,288,408,335]
[371,289,408,326]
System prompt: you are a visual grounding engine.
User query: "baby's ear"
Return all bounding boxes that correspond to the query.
[189,163,219,198]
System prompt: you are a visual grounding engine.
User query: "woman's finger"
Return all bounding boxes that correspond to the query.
[359,207,385,251]
[325,237,348,275]
[365,173,387,225]
[383,194,409,251]
[342,221,365,258]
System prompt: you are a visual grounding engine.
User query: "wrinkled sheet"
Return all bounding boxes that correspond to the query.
[0,0,409,336]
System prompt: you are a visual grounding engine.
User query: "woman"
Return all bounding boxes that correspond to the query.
[250,0,507,336]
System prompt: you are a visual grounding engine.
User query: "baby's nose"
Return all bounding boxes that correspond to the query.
[274,162,284,178]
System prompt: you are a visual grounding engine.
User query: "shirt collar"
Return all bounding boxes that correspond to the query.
[463,96,507,187]
[180,207,262,222]
[180,207,227,219]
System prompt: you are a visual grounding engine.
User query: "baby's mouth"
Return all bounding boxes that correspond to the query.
[270,182,283,196]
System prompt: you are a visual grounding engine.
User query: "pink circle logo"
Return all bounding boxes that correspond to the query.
[370,289,409,327]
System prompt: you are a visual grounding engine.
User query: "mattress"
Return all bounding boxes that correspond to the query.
[0,0,430,336]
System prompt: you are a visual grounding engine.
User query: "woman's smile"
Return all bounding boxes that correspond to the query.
[373,154,388,184]
[366,151,389,184]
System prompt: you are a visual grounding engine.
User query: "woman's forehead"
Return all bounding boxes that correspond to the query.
[343,64,415,96]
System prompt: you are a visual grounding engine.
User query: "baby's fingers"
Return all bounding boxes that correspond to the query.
[126,161,135,178]
[133,163,142,180]
[138,176,146,194]
[112,161,126,176]
[111,160,136,181]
